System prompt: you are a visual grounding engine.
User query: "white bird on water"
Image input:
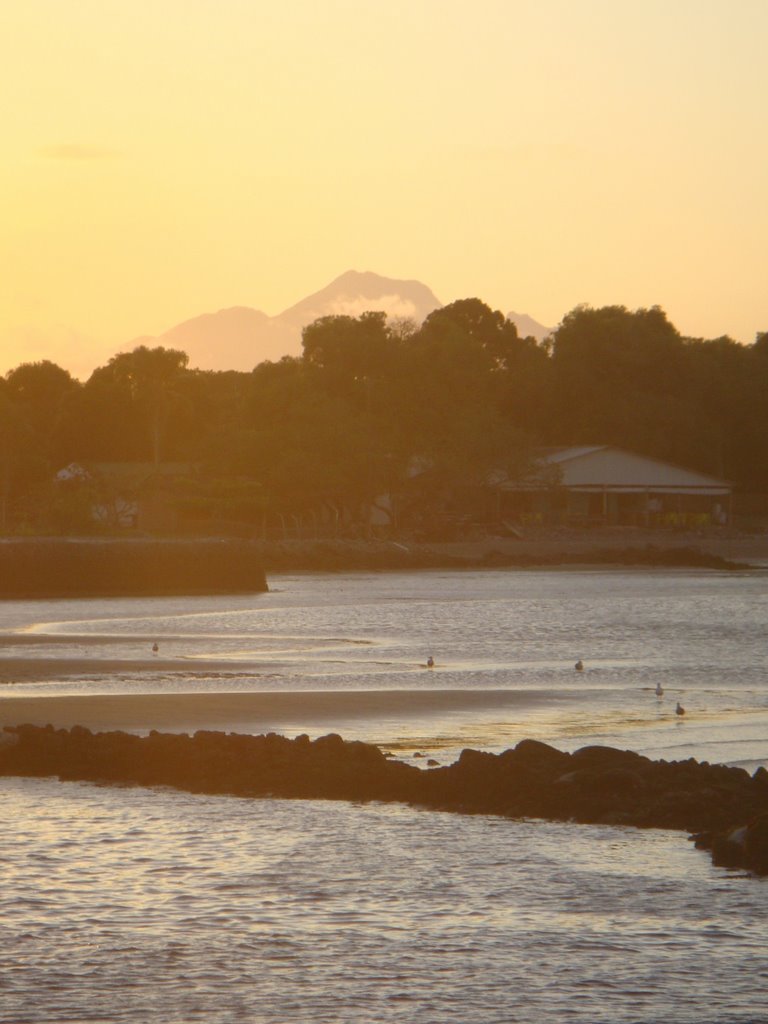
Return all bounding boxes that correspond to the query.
[655,682,664,697]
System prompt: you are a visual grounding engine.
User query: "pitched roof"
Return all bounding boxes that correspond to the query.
[503,446,730,494]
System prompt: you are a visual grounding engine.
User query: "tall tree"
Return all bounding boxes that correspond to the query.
[87,346,190,463]
[301,311,397,403]
[4,360,80,466]
[0,392,43,531]
[546,304,688,458]
[682,335,756,482]
[420,298,521,370]
[393,300,535,491]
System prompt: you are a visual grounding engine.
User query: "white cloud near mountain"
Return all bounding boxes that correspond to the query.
[131,270,552,373]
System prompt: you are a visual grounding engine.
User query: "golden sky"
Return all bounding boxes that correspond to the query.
[2,0,767,378]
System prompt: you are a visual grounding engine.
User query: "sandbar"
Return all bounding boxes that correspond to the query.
[0,688,556,735]
[0,656,249,682]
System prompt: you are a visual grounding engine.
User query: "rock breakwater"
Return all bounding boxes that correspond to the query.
[2,725,767,874]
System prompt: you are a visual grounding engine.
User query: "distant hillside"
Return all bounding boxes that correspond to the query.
[136,271,550,371]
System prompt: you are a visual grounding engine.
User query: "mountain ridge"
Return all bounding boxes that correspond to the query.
[137,271,552,371]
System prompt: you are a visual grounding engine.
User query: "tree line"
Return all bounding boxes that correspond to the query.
[1,299,766,534]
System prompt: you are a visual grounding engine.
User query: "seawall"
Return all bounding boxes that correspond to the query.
[0,539,268,597]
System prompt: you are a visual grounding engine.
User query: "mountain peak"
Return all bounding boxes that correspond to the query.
[326,269,434,293]
[142,272,550,372]
[279,270,442,327]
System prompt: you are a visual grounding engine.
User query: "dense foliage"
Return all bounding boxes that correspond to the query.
[1,301,766,535]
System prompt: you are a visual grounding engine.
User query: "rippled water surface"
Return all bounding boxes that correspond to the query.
[2,569,768,1022]
[2,777,767,1024]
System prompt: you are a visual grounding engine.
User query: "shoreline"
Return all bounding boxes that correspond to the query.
[249,531,767,572]
[0,531,765,597]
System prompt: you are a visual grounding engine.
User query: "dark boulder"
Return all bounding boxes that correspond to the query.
[702,813,768,875]
[502,738,571,775]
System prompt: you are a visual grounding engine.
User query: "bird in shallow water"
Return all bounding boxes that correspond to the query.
[655,682,664,697]
[675,702,685,716]
[575,659,584,671]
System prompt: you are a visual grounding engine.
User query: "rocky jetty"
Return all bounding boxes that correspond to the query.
[2,725,767,874]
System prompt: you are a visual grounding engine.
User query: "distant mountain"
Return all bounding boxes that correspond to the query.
[278,270,442,333]
[160,306,274,370]
[147,271,441,372]
[138,271,550,372]
[506,311,554,342]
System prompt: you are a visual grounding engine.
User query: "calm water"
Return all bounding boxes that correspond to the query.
[2,569,768,1022]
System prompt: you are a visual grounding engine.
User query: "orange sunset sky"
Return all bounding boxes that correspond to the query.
[2,0,767,379]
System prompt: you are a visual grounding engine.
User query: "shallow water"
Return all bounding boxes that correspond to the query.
[1,777,767,1024]
[3,568,768,768]
[1,569,767,1023]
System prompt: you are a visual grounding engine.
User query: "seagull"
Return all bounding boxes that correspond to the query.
[575,659,584,671]
[675,702,685,716]
[655,682,664,697]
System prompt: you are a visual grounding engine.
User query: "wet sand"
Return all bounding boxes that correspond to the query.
[0,687,554,735]
[0,656,249,683]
